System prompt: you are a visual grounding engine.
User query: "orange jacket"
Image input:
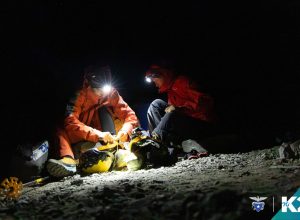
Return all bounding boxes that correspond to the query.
[58,86,139,158]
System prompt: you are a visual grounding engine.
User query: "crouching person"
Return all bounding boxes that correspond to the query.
[47,65,139,177]
[145,64,217,159]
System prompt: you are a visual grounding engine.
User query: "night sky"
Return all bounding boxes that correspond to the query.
[1,1,300,174]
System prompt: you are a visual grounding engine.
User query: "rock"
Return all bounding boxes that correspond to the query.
[239,171,250,177]
[132,192,145,199]
[214,181,220,185]
[279,140,300,159]
[123,183,134,193]
[71,179,84,186]
[152,180,164,184]
[2,145,300,220]
[218,165,224,170]
[184,201,199,219]
[155,194,166,200]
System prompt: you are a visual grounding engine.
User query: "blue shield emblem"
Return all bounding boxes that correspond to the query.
[249,196,268,212]
[252,201,265,212]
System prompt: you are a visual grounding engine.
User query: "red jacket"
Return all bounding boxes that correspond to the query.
[58,86,139,158]
[166,76,215,122]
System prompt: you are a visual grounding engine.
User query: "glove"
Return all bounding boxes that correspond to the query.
[165,105,175,113]
[116,130,128,142]
[94,129,114,143]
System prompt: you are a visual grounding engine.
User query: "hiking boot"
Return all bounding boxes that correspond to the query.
[47,157,77,178]
[151,132,161,143]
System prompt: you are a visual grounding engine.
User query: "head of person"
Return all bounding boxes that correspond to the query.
[145,64,175,93]
[84,65,113,96]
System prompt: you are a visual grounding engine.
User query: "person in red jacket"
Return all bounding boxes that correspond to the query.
[145,64,216,158]
[47,65,139,177]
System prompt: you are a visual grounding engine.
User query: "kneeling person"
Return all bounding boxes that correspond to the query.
[47,65,139,177]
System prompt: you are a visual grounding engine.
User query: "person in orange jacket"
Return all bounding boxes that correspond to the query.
[47,65,139,177]
[145,64,217,158]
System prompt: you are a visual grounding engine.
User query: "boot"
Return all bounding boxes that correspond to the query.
[47,157,77,178]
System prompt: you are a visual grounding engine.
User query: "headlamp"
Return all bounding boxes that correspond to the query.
[86,65,112,90]
[145,76,152,83]
[102,84,112,94]
[145,73,160,83]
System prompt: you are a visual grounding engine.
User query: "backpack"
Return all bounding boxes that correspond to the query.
[9,140,49,182]
[128,128,177,168]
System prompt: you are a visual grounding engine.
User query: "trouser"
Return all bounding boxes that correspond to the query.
[98,106,116,135]
[58,106,116,159]
[147,99,213,146]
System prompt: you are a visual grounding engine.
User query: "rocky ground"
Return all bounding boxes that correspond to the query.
[1,146,300,220]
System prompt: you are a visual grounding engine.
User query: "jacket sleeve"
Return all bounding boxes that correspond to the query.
[108,89,139,136]
[64,90,100,142]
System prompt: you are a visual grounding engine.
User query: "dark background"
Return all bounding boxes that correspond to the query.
[1,1,300,177]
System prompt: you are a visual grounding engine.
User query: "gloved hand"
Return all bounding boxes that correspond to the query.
[165,105,175,113]
[94,129,114,143]
[116,130,128,142]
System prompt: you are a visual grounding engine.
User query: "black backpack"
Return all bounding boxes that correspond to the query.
[129,128,177,168]
[9,140,49,182]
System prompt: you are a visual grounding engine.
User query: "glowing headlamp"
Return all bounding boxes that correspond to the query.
[102,84,112,94]
[145,73,160,83]
[145,76,152,83]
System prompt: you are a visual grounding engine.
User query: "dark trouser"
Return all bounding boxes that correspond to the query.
[98,106,116,135]
[147,99,213,146]
[72,106,116,159]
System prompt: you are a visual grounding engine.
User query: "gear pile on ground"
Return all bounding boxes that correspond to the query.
[1,145,300,220]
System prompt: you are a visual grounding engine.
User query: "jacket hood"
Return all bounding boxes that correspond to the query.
[83,65,112,89]
[145,65,175,93]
